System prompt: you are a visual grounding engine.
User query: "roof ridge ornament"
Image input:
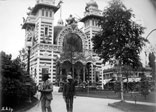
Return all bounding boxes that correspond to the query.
[66,15,77,26]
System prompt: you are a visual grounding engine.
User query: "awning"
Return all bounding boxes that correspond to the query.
[123,78,141,82]
[102,79,111,85]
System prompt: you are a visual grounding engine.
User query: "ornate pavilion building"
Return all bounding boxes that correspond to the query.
[22,0,103,85]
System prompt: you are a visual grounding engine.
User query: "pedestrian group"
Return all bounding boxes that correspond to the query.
[38,72,76,112]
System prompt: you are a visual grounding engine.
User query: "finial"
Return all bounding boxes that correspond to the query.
[57,0,63,8]
[66,15,77,25]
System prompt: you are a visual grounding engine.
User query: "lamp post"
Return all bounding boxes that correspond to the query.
[26,41,32,103]
[146,29,156,39]
[27,46,31,75]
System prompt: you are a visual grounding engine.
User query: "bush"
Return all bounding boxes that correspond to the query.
[1,52,37,108]
[114,82,121,93]
[140,77,151,99]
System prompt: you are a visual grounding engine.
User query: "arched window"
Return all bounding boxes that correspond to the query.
[63,33,83,52]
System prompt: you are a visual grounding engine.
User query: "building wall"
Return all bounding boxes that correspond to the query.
[23,1,58,85]
[23,0,105,85]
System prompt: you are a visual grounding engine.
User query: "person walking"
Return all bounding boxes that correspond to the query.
[38,73,53,112]
[63,73,76,112]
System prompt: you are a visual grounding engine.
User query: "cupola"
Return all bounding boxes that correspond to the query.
[86,0,98,9]
[57,18,64,26]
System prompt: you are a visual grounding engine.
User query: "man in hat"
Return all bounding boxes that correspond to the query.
[63,72,76,112]
[38,73,53,112]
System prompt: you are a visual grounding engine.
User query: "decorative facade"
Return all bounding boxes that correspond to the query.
[21,0,152,89]
[22,0,104,85]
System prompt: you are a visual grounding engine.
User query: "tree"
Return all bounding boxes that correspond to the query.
[148,52,155,80]
[122,65,133,92]
[140,76,151,100]
[92,0,147,69]
[1,51,36,108]
[92,0,148,101]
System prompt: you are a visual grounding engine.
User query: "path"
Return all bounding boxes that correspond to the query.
[26,86,123,112]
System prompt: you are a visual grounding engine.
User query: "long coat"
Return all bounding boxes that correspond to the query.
[63,80,76,98]
[39,80,53,100]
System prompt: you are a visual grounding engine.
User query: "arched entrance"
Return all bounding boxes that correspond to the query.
[56,24,96,85]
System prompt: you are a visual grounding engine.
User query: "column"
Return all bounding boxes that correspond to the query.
[60,64,62,81]
[77,69,80,84]
[154,59,156,81]
[51,51,54,82]
[36,58,40,85]
[91,64,94,83]
[72,64,74,79]
[102,68,104,90]
[83,65,85,82]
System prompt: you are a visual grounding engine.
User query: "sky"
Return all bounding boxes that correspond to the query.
[0,0,156,65]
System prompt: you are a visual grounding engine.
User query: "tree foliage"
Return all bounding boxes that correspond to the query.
[148,52,155,80]
[148,52,155,67]
[92,0,148,69]
[140,76,151,99]
[1,51,37,108]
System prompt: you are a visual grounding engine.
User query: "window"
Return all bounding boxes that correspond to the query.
[45,27,48,36]
[96,20,99,27]
[46,10,48,17]
[42,9,44,16]
[87,20,89,26]
[42,68,49,74]
[85,22,86,27]
[92,19,95,26]
[50,11,52,17]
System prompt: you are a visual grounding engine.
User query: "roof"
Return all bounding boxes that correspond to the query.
[86,0,98,8]
[22,22,35,29]
[31,3,59,14]
[80,14,102,22]
[53,25,65,44]
[103,67,117,73]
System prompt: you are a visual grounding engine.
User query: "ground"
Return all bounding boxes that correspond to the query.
[24,86,156,112]
[109,101,156,112]
[25,86,123,112]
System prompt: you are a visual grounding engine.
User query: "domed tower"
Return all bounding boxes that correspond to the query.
[80,0,103,85]
[22,0,60,84]
[80,0,102,50]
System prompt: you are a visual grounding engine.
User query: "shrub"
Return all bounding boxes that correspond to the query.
[1,52,37,108]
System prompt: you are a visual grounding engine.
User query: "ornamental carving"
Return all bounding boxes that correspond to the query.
[57,25,88,52]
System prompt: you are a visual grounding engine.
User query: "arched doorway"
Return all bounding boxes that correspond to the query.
[61,61,72,81]
[55,25,96,85]
[62,33,83,77]
[74,61,83,84]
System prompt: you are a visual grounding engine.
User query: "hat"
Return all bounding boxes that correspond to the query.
[67,75,72,80]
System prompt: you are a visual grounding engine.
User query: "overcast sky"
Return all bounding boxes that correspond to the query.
[0,0,156,63]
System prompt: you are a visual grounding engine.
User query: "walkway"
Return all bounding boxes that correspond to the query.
[26,86,155,112]
[26,86,123,112]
